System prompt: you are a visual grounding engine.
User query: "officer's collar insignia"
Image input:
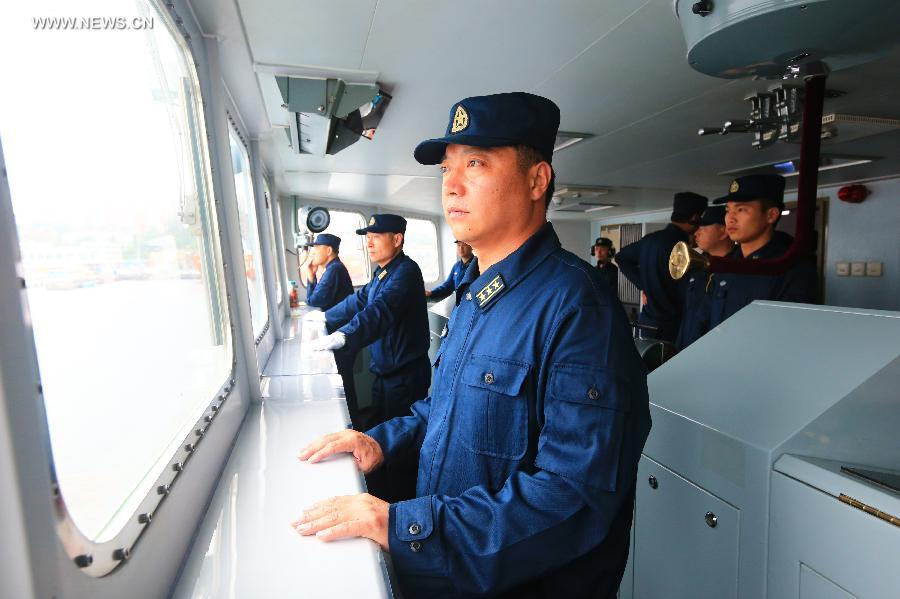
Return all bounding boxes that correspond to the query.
[377,269,388,280]
[475,274,505,309]
[369,216,376,225]
[451,105,469,134]
[730,180,739,193]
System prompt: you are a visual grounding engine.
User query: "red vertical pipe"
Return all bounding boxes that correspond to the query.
[706,74,826,274]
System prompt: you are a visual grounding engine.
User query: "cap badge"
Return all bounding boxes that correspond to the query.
[730,180,740,193]
[451,105,469,134]
[369,216,375,226]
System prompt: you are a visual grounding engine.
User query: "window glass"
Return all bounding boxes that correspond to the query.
[310,209,370,286]
[404,217,440,283]
[264,179,283,305]
[0,0,232,541]
[229,131,268,335]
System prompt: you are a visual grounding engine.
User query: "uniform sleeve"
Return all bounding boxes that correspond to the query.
[366,395,431,461]
[775,258,818,304]
[428,265,456,301]
[615,241,642,289]
[324,282,368,329]
[306,269,337,309]
[337,264,418,355]
[386,302,650,595]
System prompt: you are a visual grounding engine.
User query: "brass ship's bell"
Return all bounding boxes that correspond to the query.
[669,241,710,280]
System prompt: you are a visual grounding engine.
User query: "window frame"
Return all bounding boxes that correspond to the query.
[227,122,270,339]
[1,0,241,578]
[396,213,443,285]
[264,179,285,307]
[295,202,372,286]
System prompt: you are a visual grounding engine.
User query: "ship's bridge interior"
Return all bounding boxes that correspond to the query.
[0,1,898,598]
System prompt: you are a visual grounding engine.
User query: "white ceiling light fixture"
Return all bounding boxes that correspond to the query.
[550,185,616,213]
[553,131,594,153]
[719,154,876,178]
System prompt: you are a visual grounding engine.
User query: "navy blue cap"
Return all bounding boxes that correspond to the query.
[698,205,726,226]
[594,237,613,248]
[414,92,561,165]
[311,233,341,250]
[672,192,708,217]
[713,174,786,207]
[355,213,407,235]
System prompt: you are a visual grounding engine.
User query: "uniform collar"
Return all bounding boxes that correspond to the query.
[462,222,561,311]
[324,257,342,270]
[736,231,793,260]
[665,223,691,241]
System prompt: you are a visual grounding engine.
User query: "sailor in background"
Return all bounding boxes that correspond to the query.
[301,233,358,419]
[709,174,818,328]
[426,239,474,301]
[306,213,430,503]
[616,191,707,343]
[296,91,649,598]
[675,206,733,350]
[592,236,619,294]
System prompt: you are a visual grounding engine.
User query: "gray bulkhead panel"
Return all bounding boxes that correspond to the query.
[627,301,900,599]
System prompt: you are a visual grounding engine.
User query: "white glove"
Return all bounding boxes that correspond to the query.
[303,310,328,323]
[310,332,346,352]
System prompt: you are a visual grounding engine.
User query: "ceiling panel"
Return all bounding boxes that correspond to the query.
[237,0,379,68]
[188,0,900,220]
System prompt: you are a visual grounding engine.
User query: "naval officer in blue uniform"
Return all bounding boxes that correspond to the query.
[674,206,733,350]
[303,233,354,310]
[426,240,474,301]
[593,236,619,293]
[708,174,817,329]
[301,233,359,420]
[616,192,707,343]
[308,213,431,502]
[296,92,650,599]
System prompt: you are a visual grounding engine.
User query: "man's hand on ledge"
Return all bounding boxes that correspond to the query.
[292,493,389,550]
[298,429,384,473]
[309,331,346,351]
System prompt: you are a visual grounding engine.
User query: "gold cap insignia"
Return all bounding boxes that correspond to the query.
[730,180,739,193]
[451,105,469,134]
[369,216,376,226]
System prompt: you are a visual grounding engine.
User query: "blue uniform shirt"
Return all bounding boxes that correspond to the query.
[367,224,651,597]
[709,231,818,329]
[675,271,715,350]
[596,262,619,294]
[325,252,430,376]
[306,258,354,310]
[616,224,689,342]
[429,258,473,301]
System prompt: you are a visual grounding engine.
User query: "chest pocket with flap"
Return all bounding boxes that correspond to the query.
[460,355,531,460]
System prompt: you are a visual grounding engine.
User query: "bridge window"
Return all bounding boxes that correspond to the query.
[264,180,284,306]
[0,1,232,542]
[404,217,440,283]
[316,210,371,286]
[229,130,269,337]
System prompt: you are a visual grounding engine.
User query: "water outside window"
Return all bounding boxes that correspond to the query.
[0,0,232,541]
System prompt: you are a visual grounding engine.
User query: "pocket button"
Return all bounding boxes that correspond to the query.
[483,372,495,385]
